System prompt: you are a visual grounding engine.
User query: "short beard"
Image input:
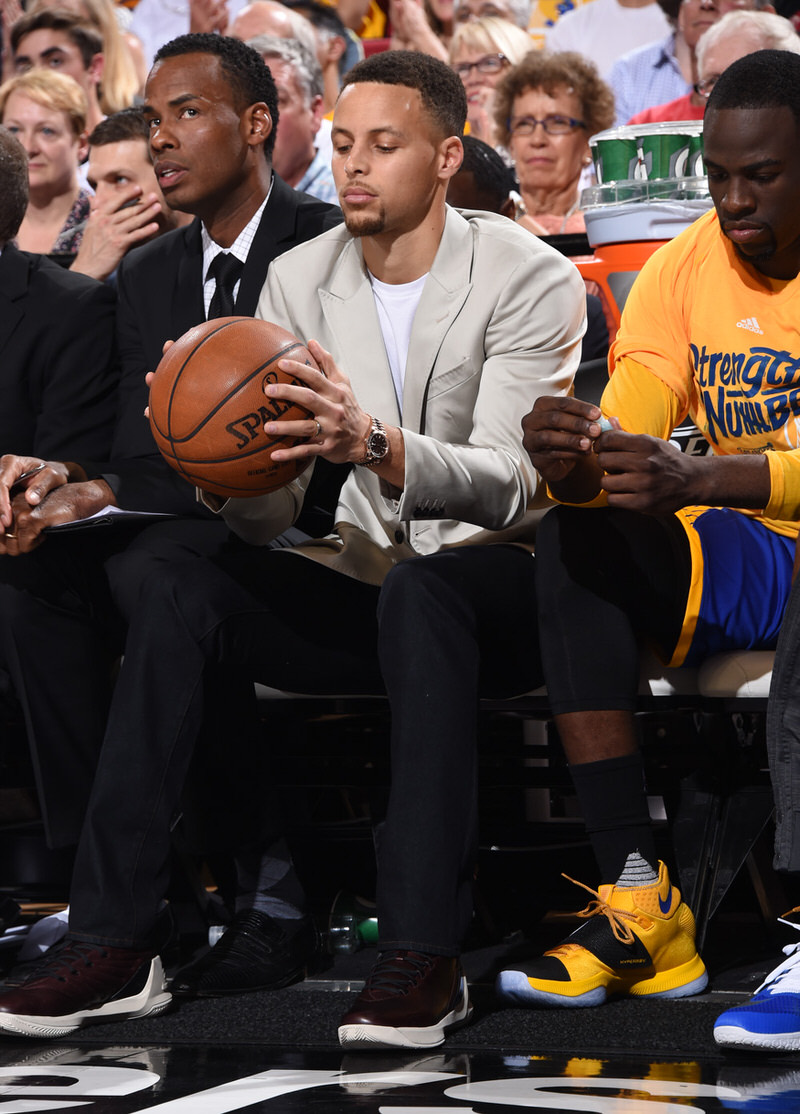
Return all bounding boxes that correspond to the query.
[343,209,386,238]
[733,241,775,269]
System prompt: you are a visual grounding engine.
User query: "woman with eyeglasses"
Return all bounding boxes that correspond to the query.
[449,16,533,148]
[493,50,615,234]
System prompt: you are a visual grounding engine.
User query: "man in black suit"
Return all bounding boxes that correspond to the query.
[0,126,117,463]
[0,34,341,989]
[0,120,118,772]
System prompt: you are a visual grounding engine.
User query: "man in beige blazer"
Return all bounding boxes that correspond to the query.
[0,50,585,1044]
[221,205,586,567]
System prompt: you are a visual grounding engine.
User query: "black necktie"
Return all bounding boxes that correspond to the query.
[207,252,244,319]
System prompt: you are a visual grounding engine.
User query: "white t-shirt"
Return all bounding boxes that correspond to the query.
[545,0,670,78]
[369,272,428,413]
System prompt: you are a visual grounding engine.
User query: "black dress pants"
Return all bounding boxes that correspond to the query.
[68,543,542,955]
[376,545,542,954]
[68,546,385,946]
[0,517,230,847]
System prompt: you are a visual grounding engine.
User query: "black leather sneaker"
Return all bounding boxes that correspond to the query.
[170,909,319,997]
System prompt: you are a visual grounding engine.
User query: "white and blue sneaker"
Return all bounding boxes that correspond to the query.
[715,923,800,1051]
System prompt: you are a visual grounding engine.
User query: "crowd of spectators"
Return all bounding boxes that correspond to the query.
[3,0,798,253]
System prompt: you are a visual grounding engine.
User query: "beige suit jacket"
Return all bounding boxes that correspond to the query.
[221,207,586,583]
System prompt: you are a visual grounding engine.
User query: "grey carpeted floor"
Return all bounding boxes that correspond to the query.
[53,986,743,1058]
[43,941,769,1059]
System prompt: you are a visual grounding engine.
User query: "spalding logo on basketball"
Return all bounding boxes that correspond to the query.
[148,316,318,498]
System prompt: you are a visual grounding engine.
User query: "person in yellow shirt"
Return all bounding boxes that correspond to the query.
[497,47,800,1014]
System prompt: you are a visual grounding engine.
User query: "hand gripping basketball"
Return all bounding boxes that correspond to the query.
[148,317,320,498]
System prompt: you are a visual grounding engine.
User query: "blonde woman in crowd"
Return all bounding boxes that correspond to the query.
[449,15,532,148]
[0,69,90,258]
[494,50,614,234]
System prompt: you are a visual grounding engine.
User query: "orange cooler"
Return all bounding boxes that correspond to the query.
[576,164,713,341]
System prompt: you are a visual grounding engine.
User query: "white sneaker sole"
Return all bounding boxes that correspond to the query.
[0,957,172,1039]
[714,1023,800,1051]
[338,976,472,1050]
[496,965,708,1008]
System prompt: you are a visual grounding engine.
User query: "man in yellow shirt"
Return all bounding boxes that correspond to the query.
[497,47,800,1033]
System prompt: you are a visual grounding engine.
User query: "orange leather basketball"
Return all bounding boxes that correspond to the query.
[148,316,317,498]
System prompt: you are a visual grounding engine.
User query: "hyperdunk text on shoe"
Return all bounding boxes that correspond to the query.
[338,950,472,1049]
[496,861,708,1007]
[715,914,800,1051]
[0,939,171,1038]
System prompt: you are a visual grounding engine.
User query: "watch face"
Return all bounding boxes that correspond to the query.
[368,430,389,459]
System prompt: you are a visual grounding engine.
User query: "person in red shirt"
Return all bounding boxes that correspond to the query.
[628,8,800,124]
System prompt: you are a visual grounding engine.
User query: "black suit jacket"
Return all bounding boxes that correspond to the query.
[0,244,118,460]
[12,181,340,847]
[83,175,342,514]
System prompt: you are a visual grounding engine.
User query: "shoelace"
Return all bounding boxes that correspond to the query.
[364,951,436,995]
[754,940,800,995]
[559,874,642,946]
[20,940,108,984]
[207,911,286,961]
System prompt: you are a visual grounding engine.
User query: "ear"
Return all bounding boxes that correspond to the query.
[439,135,464,181]
[247,101,273,149]
[499,196,517,220]
[77,128,90,164]
[88,50,104,88]
[310,93,324,137]
[326,34,347,65]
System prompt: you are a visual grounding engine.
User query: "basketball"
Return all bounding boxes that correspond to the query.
[148,316,319,498]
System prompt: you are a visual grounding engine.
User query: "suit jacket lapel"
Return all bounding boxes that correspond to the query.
[173,219,205,337]
[319,238,401,425]
[237,175,297,315]
[0,245,28,355]
[401,208,473,432]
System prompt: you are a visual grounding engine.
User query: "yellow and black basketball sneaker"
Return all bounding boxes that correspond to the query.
[496,861,708,1008]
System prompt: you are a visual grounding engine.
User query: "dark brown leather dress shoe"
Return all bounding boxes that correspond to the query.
[338,949,472,1049]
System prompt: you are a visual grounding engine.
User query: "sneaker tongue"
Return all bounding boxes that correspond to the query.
[604,884,639,913]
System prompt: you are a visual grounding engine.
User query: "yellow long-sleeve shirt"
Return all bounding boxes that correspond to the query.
[603,207,800,538]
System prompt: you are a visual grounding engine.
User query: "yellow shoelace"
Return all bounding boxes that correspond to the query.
[559,874,642,946]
